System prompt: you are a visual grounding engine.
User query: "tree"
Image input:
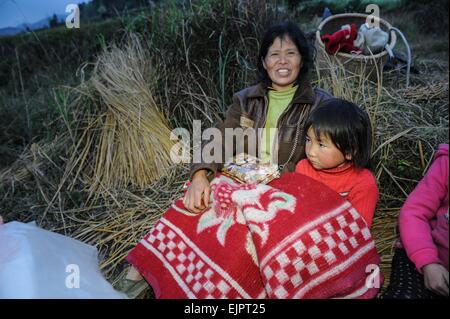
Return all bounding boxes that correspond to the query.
[49,14,59,28]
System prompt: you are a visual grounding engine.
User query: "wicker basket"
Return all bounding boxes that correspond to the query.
[315,13,397,81]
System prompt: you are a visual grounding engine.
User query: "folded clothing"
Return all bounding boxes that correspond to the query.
[321,24,361,55]
[354,23,389,55]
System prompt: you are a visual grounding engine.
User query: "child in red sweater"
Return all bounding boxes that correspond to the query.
[295,98,379,228]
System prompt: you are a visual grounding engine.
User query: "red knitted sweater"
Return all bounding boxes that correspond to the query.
[295,159,379,228]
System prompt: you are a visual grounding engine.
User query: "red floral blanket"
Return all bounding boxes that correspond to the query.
[126,172,382,299]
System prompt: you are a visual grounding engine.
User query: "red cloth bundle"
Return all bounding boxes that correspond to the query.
[126,173,382,299]
[321,23,360,55]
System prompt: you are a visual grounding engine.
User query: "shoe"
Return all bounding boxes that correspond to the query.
[116,277,149,299]
[115,267,149,299]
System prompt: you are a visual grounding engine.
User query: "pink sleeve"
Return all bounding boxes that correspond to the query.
[399,155,449,272]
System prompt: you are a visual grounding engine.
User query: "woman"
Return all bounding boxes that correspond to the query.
[184,21,331,213]
[119,21,332,298]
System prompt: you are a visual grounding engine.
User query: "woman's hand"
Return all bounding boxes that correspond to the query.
[422,263,449,296]
[183,169,211,214]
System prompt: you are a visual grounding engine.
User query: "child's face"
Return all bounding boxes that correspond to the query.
[305,127,351,170]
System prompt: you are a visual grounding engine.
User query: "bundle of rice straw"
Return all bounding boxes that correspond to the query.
[78,35,174,194]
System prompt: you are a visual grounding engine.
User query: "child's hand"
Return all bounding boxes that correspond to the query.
[422,263,449,296]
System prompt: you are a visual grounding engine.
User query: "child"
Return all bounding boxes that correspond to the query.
[295,98,379,228]
[382,144,448,298]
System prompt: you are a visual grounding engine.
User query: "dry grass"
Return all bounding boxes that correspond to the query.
[90,35,174,190]
[59,35,175,202]
[0,142,55,186]
[1,35,182,285]
[52,164,189,282]
[0,1,448,298]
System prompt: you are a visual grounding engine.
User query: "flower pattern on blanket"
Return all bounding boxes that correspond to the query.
[127,173,382,299]
[197,176,296,252]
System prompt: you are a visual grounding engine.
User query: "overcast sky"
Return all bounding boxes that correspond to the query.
[0,0,90,29]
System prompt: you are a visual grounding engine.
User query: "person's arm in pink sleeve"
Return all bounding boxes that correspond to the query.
[399,155,448,272]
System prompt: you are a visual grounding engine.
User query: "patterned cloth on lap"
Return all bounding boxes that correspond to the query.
[126,173,382,299]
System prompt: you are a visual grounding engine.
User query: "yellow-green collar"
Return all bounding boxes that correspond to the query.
[268,85,298,99]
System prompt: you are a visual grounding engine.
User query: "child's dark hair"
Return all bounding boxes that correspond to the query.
[305,98,373,169]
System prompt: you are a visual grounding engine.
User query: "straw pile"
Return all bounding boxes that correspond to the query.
[0,35,184,289]
[66,35,175,198]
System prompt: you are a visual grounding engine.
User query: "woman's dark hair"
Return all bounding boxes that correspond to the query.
[257,21,312,87]
[304,98,373,169]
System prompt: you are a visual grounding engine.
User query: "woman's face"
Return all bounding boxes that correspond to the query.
[263,36,302,91]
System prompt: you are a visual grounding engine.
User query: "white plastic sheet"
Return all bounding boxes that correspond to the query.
[0,221,126,299]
